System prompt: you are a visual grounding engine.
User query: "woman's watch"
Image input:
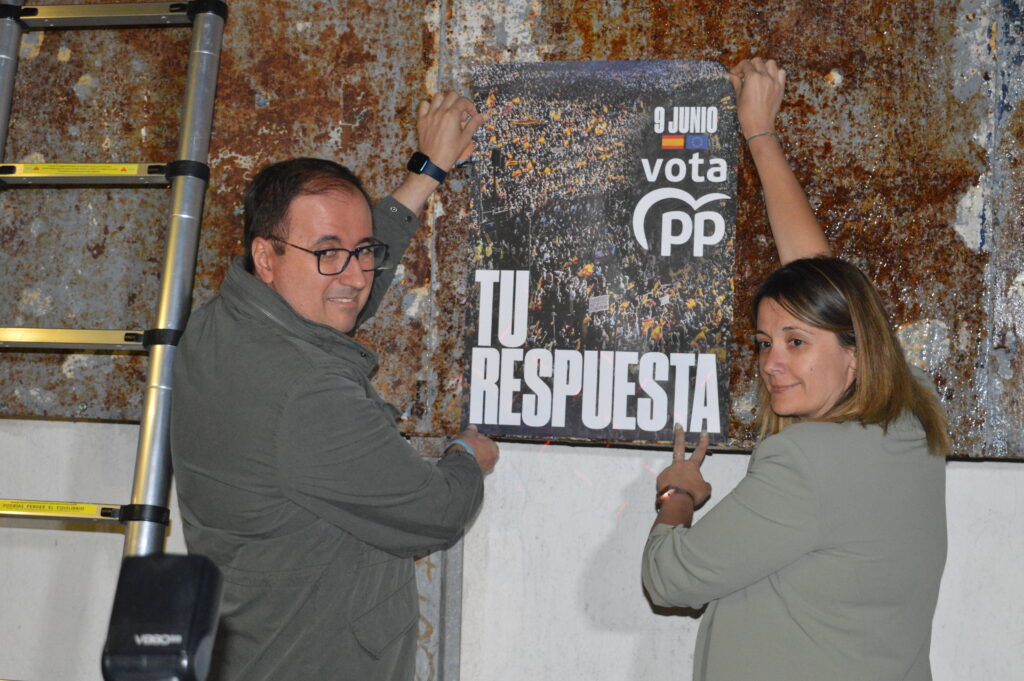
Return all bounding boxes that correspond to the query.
[407,151,448,183]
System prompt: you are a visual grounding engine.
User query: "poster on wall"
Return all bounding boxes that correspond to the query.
[463,60,737,445]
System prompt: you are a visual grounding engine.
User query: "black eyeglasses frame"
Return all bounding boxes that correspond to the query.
[268,236,390,276]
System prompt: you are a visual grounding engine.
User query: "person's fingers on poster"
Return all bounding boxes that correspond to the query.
[728,57,786,141]
[417,92,487,172]
[656,426,712,507]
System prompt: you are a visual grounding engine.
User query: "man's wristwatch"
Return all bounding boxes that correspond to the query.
[407,151,448,183]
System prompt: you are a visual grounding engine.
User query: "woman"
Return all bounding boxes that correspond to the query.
[641,59,949,681]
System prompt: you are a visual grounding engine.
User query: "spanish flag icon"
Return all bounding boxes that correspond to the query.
[661,135,686,150]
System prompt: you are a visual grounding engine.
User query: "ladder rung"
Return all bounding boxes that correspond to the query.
[0,163,170,186]
[0,328,144,350]
[18,2,193,29]
[0,498,122,523]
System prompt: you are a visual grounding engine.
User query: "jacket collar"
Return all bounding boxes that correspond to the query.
[220,256,379,370]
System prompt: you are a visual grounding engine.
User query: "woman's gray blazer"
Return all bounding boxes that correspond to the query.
[643,414,946,681]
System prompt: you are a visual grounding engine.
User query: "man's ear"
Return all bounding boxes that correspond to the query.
[251,237,275,285]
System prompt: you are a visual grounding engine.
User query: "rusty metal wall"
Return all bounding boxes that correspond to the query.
[2,0,1021,458]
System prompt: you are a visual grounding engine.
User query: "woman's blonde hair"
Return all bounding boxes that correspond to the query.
[753,257,949,455]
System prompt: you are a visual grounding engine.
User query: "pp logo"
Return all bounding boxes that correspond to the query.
[632,188,729,257]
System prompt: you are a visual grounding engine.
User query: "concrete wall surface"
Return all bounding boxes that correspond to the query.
[1,423,1021,680]
[461,443,1024,681]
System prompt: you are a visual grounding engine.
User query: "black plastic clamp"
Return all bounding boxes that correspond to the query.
[142,328,184,348]
[165,160,210,183]
[118,504,171,526]
[186,0,228,22]
[0,4,28,29]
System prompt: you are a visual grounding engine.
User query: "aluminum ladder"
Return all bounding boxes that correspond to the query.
[0,0,227,558]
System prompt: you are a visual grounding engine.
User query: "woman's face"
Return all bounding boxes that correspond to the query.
[756,298,857,420]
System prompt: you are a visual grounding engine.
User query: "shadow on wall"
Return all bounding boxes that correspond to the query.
[576,460,708,676]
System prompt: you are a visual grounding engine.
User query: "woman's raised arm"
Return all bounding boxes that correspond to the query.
[728,58,830,264]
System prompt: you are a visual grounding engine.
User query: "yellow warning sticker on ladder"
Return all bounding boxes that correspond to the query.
[21,164,139,176]
[0,499,103,516]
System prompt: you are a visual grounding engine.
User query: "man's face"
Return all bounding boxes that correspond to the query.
[252,188,374,334]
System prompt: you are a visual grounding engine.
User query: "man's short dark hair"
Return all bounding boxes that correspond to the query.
[242,158,373,271]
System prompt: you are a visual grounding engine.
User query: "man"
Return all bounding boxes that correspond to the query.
[170,93,499,681]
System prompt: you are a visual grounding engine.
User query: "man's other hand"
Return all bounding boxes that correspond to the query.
[454,424,499,473]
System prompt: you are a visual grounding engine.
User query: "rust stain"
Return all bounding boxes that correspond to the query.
[1,0,1019,456]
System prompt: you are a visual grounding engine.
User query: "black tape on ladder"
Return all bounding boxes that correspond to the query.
[165,160,210,183]
[143,328,184,348]
[118,504,171,526]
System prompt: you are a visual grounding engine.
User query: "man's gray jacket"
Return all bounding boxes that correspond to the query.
[170,197,484,681]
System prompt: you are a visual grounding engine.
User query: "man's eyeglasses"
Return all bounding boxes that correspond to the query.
[269,236,389,276]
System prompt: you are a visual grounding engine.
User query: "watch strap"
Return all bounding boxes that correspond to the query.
[407,152,448,183]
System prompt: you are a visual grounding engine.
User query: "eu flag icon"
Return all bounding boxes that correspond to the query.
[686,134,709,149]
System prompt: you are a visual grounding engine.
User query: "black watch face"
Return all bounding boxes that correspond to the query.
[407,151,429,173]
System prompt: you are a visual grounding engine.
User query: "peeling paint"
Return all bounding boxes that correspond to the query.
[1011,271,1024,300]
[73,74,97,101]
[454,1,547,63]
[402,286,429,319]
[208,149,260,176]
[61,354,90,380]
[951,0,995,101]
[17,289,53,318]
[953,174,989,250]
[898,319,951,372]
[18,31,42,59]
[1009,270,1024,338]
[732,382,759,431]
[13,386,57,413]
